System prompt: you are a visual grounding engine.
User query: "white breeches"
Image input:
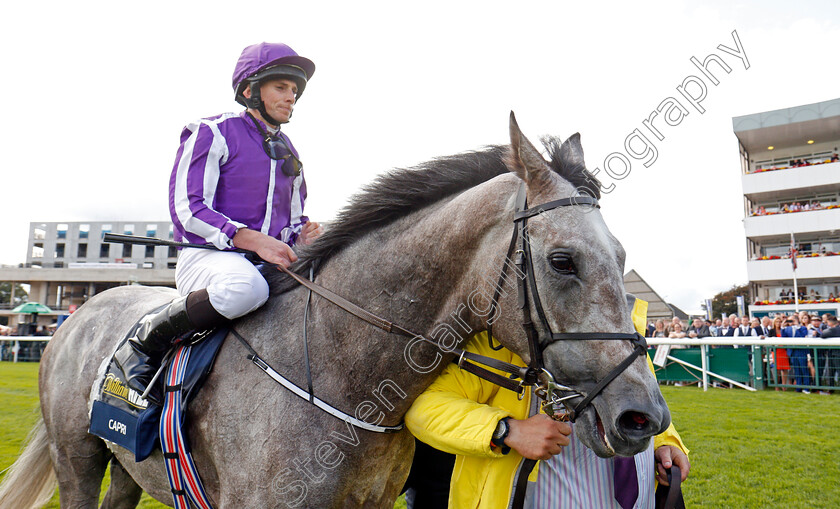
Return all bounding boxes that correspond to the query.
[175,248,269,320]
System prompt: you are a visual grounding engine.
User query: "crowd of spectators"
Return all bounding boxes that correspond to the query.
[646,312,840,392]
[751,200,835,216]
[754,286,839,305]
[750,152,840,174]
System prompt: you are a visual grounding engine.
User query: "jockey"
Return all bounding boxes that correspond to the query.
[115,42,323,404]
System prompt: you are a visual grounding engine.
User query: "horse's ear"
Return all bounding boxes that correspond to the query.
[559,133,586,176]
[506,111,551,186]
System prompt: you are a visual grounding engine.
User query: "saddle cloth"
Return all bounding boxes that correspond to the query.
[88,317,228,462]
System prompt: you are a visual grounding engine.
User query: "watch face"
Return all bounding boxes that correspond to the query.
[493,419,508,439]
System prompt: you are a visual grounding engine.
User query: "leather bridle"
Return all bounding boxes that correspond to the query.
[469,182,648,421]
[265,182,648,429]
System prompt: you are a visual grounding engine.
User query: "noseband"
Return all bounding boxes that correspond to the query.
[477,182,648,421]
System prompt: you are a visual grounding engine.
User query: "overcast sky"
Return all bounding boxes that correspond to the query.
[2,0,839,313]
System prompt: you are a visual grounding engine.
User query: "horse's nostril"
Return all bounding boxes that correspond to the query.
[620,411,649,431]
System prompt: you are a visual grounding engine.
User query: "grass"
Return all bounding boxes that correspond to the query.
[2,361,838,508]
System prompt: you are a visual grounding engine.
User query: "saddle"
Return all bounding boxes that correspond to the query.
[89,316,227,462]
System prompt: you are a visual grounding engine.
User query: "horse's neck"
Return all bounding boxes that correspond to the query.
[253,177,517,420]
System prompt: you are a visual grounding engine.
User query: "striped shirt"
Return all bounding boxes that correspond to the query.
[533,426,655,508]
[169,111,308,250]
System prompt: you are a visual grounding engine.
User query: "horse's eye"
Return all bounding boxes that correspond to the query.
[549,253,577,275]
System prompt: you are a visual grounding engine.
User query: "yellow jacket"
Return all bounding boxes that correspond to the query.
[405,301,688,509]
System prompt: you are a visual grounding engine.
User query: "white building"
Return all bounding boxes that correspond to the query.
[734,97,840,317]
[0,221,176,327]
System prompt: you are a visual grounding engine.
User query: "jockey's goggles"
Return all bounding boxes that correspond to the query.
[262,136,302,177]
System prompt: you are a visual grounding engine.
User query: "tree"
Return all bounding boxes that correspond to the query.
[709,284,749,319]
[0,282,28,307]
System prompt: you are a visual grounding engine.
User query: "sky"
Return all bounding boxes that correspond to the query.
[1,0,839,313]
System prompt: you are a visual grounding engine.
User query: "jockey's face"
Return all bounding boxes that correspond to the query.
[246,78,298,126]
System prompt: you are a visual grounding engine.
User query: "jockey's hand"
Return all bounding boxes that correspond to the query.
[654,445,690,486]
[298,221,324,246]
[504,414,572,460]
[232,228,297,268]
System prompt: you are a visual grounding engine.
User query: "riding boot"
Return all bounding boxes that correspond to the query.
[114,289,226,405]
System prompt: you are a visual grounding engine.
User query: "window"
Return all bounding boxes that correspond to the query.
[57,224,68,240]
[146,224,157,237]
[100,244,110,258]
[168,224,174,239]
[122,244,132,258]
[168,246,177,258]
[123,224,134,235]
[55,243,65,258]
[33,227,46,240]
[101,224,112,234]
[167,262,177,269]
[79,224,90,239]
[31,243,44,258]
[145,245,155,258]
[77,244,88,258]
[142,262,154,269]
[53,261,64,268]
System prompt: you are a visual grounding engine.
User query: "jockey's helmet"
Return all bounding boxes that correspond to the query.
[232,42,316,123]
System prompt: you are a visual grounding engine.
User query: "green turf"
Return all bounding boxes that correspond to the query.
[2,361,837,507]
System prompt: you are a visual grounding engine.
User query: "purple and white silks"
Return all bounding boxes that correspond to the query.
[169,111,308,250]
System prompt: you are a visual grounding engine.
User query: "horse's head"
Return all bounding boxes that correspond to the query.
[500,112,670,457]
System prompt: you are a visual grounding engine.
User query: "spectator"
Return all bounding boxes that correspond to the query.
[710,318,722,337]
[666,316,682,335]
[759,316,772,337]
[820,315,840,387]
[651,319,667,338]
[668,322,687,339]
[747,317,762,336]
[717,317,734,337]
[687,318,711,338]
[831,153,839,162]
[770,315,790,390]
[786,314,811,392]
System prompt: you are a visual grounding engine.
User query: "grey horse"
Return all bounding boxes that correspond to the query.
[0,114,670,508]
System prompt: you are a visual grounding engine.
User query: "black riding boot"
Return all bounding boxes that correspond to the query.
[114,289,225,405]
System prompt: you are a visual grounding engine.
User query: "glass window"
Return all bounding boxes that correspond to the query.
[33,227,46,240]
[101,223,112,234]
[122,244,132,258]
[146,224,157,237]
[145,245,155,258]
[56,243,65,258]
[123,224,134,235]
[57,224,68,240]
[77,244,88,258]
[168,246,177,258]
[80,224,90,239]
[100,244,110,258]
[31,244,44,258]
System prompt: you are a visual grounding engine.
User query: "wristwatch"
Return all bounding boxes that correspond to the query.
[491,417,512,452]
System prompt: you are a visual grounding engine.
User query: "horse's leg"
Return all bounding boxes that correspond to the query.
[100,458,143,509]
[49,433,110,508]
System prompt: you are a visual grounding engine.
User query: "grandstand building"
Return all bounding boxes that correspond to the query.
[734,97,840,317]
[0,221,176,327]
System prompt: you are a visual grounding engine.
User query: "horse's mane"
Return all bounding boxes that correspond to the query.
[266,136,601,294]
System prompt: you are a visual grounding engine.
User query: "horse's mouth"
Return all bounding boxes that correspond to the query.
[594,411,616,455]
